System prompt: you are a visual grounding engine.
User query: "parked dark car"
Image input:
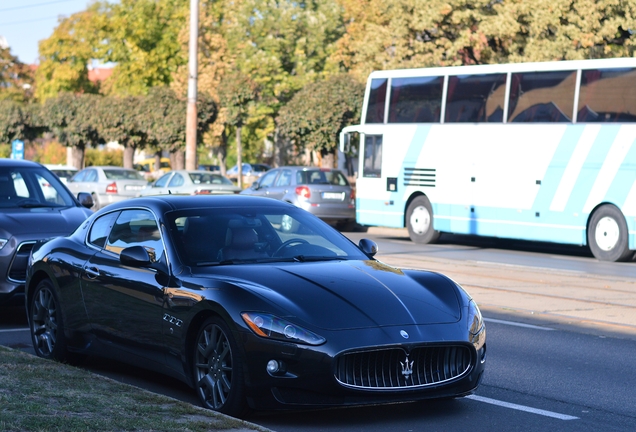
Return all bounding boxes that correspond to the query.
[0,159,93,305]
[241,166,357,230]
[26,195,486,417]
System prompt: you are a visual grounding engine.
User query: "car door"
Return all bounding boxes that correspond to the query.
[143,172,173,196]
[80,209,168,363]
[268,168,293,200]
[248,169,279,197]
[166,172,186,194]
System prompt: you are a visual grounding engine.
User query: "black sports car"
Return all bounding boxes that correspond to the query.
[26,195,486,417]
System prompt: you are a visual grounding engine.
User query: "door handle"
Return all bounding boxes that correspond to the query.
[84,266,100,279]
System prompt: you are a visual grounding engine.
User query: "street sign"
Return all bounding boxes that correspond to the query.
[11,140,24,160]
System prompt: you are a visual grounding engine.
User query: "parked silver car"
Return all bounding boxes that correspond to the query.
[66,166,148,210]
[240,166,356,229]
[138,170,241,196]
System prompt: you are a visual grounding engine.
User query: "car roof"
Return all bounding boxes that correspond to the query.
[0,159,43,168]
[107,194,293,213]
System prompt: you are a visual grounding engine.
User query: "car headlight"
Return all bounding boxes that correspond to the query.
[467,300,486,351]
[0,238,7,251]
[241,312,326,346]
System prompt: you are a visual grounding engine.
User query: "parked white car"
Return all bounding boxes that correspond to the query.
[138,170,241,196]
[66,166,148,210]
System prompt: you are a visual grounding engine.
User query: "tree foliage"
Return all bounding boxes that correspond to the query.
[332,0,636,81]
[278,74,364,162]
[0,48,34,103]
[40,93,104,168]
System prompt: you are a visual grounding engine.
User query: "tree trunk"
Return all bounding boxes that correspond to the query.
[236,126,243,188]
[123,145,134,169]
[71,145,85,169]
[154,151,162,171]
[321,149,335,168]
[173,149,186,170]
[218,129,228,176]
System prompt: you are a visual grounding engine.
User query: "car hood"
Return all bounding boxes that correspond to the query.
[0,207,90,237]
[201,260,462,330]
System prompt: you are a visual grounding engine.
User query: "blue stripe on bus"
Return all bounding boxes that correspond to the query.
[530,125,584,215]
[565,125,620,214]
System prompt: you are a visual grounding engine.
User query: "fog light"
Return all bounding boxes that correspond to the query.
[267,360,280,373]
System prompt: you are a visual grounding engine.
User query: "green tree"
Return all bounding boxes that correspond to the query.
[218,71,260,187]
[0,100,42,145]
[41,93,104,168]
[94,95,146,168]
[35,4,107,101]
[332,0,636,81]
[100,0,187,96]
[0,47,34,103]
[277,74,365,167]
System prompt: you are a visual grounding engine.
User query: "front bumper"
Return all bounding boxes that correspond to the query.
[237,323,486,411]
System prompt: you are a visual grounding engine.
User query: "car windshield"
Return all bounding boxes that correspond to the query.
[104,169,146,181]
[188,173,234,185]
[0,166,76,208]
[167,205,367,266]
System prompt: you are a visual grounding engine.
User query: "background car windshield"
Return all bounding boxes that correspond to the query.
[0,167,75,208]
[167,206,367,265]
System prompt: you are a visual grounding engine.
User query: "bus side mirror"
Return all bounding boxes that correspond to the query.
[340,132,350,153]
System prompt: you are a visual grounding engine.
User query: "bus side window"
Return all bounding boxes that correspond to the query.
[578,68,636,122]
[365,79,388,124]
[445,74,507,123]
[363,135,382,178]
[389,76,444,123]
[507,70,576,123]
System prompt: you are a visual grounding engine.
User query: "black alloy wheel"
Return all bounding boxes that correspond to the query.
[30,279,71,361]
[193,317,246,416]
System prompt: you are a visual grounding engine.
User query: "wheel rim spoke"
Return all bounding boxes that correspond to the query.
[195,323,233,409]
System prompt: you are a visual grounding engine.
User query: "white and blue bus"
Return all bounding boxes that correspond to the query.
[340,57,636,261]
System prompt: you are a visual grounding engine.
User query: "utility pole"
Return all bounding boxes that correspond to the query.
[185,0,199,170]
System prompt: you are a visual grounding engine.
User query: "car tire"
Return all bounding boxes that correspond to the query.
[193,317,247,417]
[587,204,633,262]
[30,279,74,362]
[406,195,440,244]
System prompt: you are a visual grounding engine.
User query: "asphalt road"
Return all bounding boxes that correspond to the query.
[2,228,636,431]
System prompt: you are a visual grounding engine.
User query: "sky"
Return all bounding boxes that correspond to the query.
[0,0,98,65]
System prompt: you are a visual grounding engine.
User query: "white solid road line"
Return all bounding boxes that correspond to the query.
[467,395,579,420]
[0,328,29,333]
[484,317,555,331]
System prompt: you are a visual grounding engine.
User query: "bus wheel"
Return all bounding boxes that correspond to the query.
[406,196,440,244]
[588,205,633,262]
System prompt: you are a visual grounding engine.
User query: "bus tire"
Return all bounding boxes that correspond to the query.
[406,195,440,244]
[587,205,633,262]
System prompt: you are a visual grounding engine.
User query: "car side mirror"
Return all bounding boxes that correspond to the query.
[120,245,152,267]
[77,192,94,209]
[358,239,378,257]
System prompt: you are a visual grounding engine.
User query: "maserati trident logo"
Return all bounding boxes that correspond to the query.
[400,330,409,339]
[400,355,414,379]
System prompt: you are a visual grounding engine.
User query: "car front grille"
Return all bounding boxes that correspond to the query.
[8,241,36,283]
[335,345,472,390]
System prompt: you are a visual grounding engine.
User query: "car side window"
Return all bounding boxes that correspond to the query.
[275,170,292,187]
[154,173,171,187]
[168,173,184,187]
[105,209,164,262]
[88,212,120,248]
[258,170,278,188]
[70,170,86,182]
[85,170,98,182]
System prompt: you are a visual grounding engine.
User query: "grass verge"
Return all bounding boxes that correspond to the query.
[0,345,263,432]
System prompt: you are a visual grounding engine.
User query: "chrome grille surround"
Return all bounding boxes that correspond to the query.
[335,345,473,390]
[8,241,36,283]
